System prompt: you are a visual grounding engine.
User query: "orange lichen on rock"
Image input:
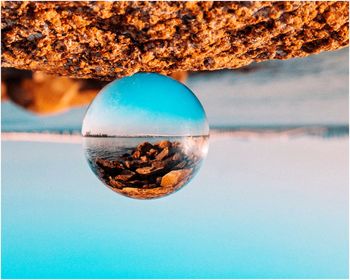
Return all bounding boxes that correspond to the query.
[1,1,348,81]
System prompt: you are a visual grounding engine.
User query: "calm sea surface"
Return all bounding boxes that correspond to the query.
[83,136,209,161]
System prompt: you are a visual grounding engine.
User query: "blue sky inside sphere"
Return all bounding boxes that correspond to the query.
[82,73,209,136]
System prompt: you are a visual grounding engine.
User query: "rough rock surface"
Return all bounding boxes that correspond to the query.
[1,1,349,80]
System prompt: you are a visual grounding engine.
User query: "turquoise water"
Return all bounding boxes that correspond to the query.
[2,137,348,278]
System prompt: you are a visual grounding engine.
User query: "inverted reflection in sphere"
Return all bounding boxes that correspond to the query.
[82,73,209,199]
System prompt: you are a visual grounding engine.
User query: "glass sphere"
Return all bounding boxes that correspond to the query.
[82,73,209,199]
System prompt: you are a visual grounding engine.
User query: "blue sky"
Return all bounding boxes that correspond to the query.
[82,73,209,136]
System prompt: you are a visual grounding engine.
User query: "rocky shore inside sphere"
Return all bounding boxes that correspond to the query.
[89,139,205,199]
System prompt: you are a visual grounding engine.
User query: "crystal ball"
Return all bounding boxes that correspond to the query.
[82,73,209,199]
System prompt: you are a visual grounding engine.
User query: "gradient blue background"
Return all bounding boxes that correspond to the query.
[2,137,348,278]
[2,49,349,278]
